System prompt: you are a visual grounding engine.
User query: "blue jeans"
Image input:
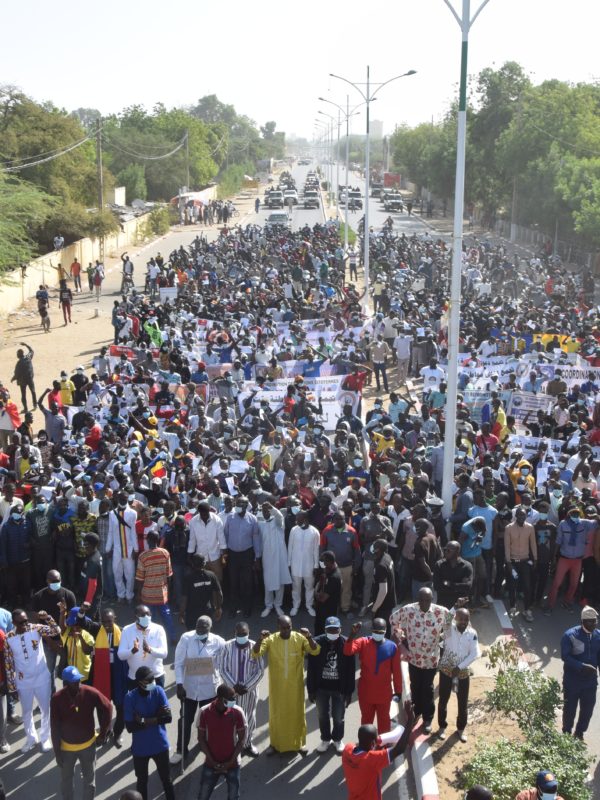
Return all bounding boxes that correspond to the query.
[148,604,176,643]
[563,680,597,735]
[315,689,345,742]
[198,765,240,800]
[102,556,117,600]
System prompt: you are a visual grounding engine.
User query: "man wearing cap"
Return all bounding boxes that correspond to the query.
[344,618,402,734]
[50,666,111,800]
[560,605,600,740]
[515,769,565,800]
[307,616,355,754]
[106,492,138,604]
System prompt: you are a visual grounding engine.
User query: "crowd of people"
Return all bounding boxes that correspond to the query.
[0,202,597,800]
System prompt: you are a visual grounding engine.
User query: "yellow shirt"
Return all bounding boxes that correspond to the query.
[371,432,395,455]
[59,379,75,406]
[61,628,94,681]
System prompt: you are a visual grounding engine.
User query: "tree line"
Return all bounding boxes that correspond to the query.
[0,87,285,272]
[389,61,600,249]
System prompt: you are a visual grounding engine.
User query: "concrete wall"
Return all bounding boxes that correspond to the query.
[0,211,151,317]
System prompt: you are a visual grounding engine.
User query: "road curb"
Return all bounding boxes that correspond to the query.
[401,660,440,800]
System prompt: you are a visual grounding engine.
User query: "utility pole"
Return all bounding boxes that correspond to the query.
[96,118,105,263]
[185,130,190,191]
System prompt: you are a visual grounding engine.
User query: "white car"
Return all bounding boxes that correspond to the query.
[283,189,299,206]
[264,211,291,230]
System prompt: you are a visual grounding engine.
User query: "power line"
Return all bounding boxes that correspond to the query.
[2,135,94,172]
[0,135,91,165]
[528,121,600,158]
[102,133,188,161]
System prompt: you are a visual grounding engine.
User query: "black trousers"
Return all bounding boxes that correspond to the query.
[18,379,36,410]
[175,695,214,754]
[132,750,174,800]
[408,663,437,723]
[228,548,254,613]
[507,559,532,610]
[437,671,470,731]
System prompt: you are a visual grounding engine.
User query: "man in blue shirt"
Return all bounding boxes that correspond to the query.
[124,666,174,800]
[560,606,600,741]
[223,497,261,617]
[546,509,596,613]
[468,489,497,604]
[459,517,487,608]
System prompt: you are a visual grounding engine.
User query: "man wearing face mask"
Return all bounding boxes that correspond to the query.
[50,666,111,800]
[344,618,402,734]
[532,501,557,605]
[197,684,247,799]
[0,500,31,606]
[560,605,600,741]
[117,605,168,690]
[515,769,565,800]
[320,512,362,618]
[307,616,355,755]
[106,493,138,604]
[223,496,261,617]
[252,616,320,755]
[218,621,265,757]
[171,615,225,766]
[33,569,76,692]
[288,511,320,617]
[314,551,342,635]
[358,502,393,618]
[124,666,175,800]
[188,501,227,582]
[26,493,54,590]
[545,506,597,615]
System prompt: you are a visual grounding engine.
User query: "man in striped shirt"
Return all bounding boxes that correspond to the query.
[218,621,265,757]
[134,531,176,645]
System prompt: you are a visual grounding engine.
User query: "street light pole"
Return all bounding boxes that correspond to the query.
[441,0,492,519]
[330,68,416,311]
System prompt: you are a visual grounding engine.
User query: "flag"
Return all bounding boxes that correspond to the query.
[144,320,163,348]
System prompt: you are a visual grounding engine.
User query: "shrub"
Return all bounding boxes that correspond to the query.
[338,223,357,246]
[138,207,171,241]
[486,667,562,733]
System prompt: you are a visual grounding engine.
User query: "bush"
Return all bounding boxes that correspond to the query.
[463,731,593,800]
[338,223,357,246]
[486,667,562,733]
[463,662,594,800]
[138,207,171,241]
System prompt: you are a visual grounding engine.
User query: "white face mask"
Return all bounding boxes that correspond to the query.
[137,615,151,628]
[143,680,156,691]
[291,506,301,515]
[326,632,340,641]
[541,794,557,800]
[371,632,385,642]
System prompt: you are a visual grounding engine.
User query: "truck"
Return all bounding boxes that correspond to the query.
[383,171,402,189]
[265,190,284,209]
[303,189,320,209]
[383,192,404,212]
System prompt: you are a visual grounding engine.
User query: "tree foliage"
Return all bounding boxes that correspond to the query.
[0,171,55,272]
[390,63,600,246]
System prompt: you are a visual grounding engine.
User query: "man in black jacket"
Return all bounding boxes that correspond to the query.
[11,343,36,413]
[433,541,473,609]
[307,616,355,755]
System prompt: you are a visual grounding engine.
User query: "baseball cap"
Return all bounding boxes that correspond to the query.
[325,617,341,629]
[66,607,82,626]
[62,666,83,683]
[581,605,598,620]
[536,770,558,793]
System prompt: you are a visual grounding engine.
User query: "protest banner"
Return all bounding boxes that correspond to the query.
[507,391,553,425]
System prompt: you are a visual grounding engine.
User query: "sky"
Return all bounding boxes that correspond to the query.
[2,0,599,143]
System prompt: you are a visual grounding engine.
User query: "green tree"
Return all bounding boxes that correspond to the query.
[0,172,55,273]
[117,163,147,201]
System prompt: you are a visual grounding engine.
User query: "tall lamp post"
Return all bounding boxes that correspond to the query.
[329,68,416,310]
[314,119,332,199]
[440,0,492,518]
[319,96,362,253]
[318,109,341,218]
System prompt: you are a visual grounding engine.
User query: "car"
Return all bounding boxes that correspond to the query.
[264,211,291,230]
[265,191,284,208]
[303,190,320,209]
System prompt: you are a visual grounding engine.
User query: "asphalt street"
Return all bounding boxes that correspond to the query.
[2,163,598,797]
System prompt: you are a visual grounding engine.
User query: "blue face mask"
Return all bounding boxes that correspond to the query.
[37,503,47,513]
[11,513,22,521]
[196,633,208,641]
[235,635,249,646]
[49,582,61,592]
[137,615,151,628]
[225,699,236,708]
[372,632,385,642]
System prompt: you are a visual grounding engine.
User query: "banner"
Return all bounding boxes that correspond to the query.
[462,390,512,424]
[507,391,553,424]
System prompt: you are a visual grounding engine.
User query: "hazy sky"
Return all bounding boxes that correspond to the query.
[2,0,599,142]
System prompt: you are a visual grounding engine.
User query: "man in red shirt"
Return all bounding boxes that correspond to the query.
[342,701,415,800]
[198,684,247,800]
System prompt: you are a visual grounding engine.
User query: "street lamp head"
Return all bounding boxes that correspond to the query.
[406,70,417,76]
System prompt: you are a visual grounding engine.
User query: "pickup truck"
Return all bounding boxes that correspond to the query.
[383,193,404,212]
[265,211,291,230]
[303,190,320,209]
[265,191,284,209]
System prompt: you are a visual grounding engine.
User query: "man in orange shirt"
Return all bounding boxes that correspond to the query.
[515,769,564,800]
[342,701,415,800]
[134,531,176,644]
[69,259,82,293]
